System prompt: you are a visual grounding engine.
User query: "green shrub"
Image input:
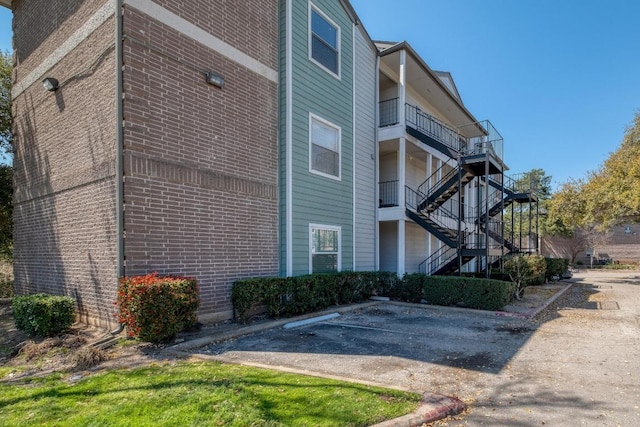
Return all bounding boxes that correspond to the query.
[525,255,547,286]
[233,271,516,321]
[545,258,569,281]
[232,271,399,322]
[504,254,547,299]
[12,293,75,337]
[390,274,424,303]
[419,275,513,310]
[117,273,200,343]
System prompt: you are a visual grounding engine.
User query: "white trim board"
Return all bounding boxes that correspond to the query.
[124,0,277,83]
[12,2,116,98]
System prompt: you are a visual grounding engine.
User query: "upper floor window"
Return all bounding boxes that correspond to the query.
[310,5,340,77]
[309,114,341,179]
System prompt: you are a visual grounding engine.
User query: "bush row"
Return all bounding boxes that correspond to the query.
[232,271,515,321]
[232,272,399,322]
[407,275,514,310]
[12,294,75,337]
[117,273,200,343]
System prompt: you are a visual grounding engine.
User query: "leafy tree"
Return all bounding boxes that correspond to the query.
[0,50,11,260]
[547,111,640,231]
[0,164,11,260]
[0,50,11,160]
[503,169,551,249]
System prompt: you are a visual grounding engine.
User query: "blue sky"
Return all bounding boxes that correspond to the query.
[350,0,640,189]
[1,2,640,188]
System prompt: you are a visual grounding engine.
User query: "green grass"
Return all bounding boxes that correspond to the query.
[0,360,420,426]
[596,264,637,270]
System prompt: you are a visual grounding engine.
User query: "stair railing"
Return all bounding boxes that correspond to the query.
[419,246,457,275]
[416,162,458,202]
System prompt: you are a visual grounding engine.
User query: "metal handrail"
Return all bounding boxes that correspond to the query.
[419,245,457,275]
[405,104,464,153]
[416,162,458,202]
[379,180,399,207]
[406,186,455,226]
[379,98,399,127]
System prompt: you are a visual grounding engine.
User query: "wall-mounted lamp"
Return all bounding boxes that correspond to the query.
[205,71,225,88]
[42,77,59,92]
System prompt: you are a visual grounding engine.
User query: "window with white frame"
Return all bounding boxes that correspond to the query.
[309,4,340,76]
[309,114,341,179]
[310,225,341,273]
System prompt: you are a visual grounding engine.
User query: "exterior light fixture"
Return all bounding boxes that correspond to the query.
[205,71,225,88]
[42,77,59,92]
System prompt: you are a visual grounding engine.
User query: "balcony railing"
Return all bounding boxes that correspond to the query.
[379,180,399,207]
[405,104,463,154]
[378,99,505,162]
[379,98,399,127]
[458,120,504,162]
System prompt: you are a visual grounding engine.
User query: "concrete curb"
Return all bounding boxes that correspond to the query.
[169,300,382,352]
[371,393,466,427]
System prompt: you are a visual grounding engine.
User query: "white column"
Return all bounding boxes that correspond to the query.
[397,50,408,278]
[398,219,406,276]
[398,50,406,126]
[399,138,406,207]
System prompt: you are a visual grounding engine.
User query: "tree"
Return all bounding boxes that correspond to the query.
[0,50,11,160]
[503,169,552,250]
[0,50,11,260]
[547,111,640,231]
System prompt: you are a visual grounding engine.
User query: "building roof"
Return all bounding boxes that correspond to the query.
[0,1,11,9]
[376,40,484,137]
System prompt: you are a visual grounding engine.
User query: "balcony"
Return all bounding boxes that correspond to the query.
[379,98,504,163]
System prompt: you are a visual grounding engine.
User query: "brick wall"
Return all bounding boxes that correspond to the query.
[12,0,118,328]
[541,223,640,265]
[121,1,279,322]
[12,0,109,79]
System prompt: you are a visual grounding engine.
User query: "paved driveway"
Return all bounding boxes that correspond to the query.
[191,271,640,426]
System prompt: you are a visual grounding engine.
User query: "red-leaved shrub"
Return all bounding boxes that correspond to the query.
[117,273,200,343]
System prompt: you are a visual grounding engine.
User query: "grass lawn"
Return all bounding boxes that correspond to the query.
[0,360,421,426]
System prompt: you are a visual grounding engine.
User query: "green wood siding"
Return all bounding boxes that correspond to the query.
[280,0,355,276]
[353,25,377,271]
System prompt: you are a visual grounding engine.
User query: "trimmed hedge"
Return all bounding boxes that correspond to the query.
[232,271,514,321]
[232,272,399,322]
[411,275,514,310]
[12,293,75,337]
[117,273,200,343]
[545,257,569,281]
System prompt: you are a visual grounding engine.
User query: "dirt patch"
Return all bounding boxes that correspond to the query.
[0,299,177,380]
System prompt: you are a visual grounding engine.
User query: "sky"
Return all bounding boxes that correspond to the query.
[1,2,640,189]
[350,0,640,189]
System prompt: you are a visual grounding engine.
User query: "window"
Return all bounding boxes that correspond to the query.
[310,225,341,273]
[309,114,341,179]
[310,5,340,76]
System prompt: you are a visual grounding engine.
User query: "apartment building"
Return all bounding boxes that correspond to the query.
[6,0,280,327]
[376,41,538,277]
[4,0,537,328]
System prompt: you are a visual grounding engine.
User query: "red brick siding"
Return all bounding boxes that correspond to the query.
[12,8,118,329]
[121,3,279,321]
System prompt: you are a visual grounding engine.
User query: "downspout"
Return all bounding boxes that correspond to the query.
[112,0,125,335]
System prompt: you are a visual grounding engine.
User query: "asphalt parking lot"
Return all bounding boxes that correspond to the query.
[179,271,640,426]
[199,303,535,389]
